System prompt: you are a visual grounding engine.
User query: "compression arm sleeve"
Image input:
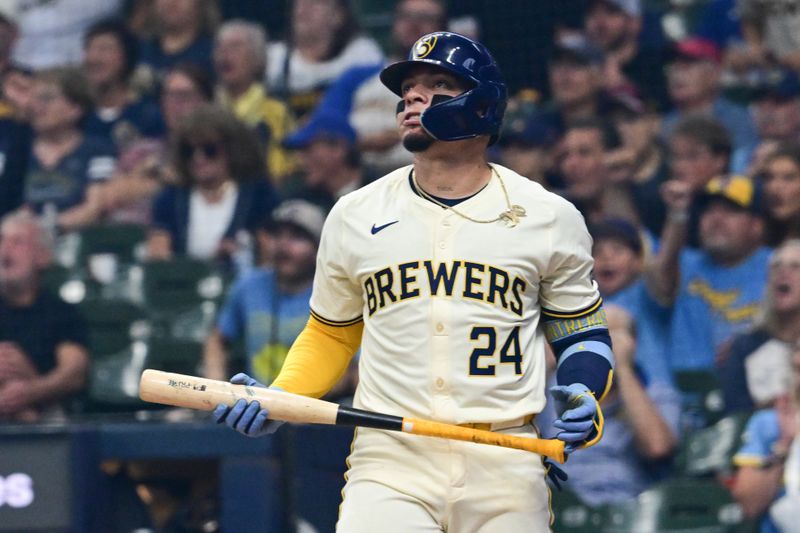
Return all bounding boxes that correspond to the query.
[542,300,615,401]
[270,315,363,398]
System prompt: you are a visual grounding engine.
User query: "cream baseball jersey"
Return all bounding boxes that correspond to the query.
[310,163,600,424]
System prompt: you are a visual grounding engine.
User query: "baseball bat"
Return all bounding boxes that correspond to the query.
[139,369,566,463]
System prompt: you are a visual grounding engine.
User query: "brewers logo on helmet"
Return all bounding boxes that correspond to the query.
[380,31,508,144]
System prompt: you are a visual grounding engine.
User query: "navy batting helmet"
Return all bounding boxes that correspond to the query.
[380,31,507,144]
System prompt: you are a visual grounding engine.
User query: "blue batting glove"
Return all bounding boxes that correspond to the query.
[544,458,569,491]
[550,383,603,453]
[212,373,285,437]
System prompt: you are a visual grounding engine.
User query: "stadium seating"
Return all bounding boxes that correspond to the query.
[551,490,608,532]
[675,411,750,478]
[602,479,747,533]
[78,298,150,360]
[675,369,727,429]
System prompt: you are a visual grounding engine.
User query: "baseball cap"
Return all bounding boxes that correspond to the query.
[0,0,18,25]
[550,35,605,67]
[283,112,357,150]
[268,199,327,243]
[590,218,643,255]
[669,37,722,64]
[592,0,641,17]
[698,175,763,215]
[499,102,559,148]
[752,68,800,101]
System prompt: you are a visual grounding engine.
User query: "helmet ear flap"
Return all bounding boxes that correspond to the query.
[420,86,504,142]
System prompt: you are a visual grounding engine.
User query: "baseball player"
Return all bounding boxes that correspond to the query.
[214,32,614,531]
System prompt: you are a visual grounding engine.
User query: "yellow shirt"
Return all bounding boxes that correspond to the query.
[218,84,297,181]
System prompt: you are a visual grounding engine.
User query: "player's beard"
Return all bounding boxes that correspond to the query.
[403,130,435,152]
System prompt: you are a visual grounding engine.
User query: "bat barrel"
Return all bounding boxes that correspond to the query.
[138,369,340,424]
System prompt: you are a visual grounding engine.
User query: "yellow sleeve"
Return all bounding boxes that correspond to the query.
[270,315,363,398]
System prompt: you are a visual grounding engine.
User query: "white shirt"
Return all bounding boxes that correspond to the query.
[186,184,238,260]
[13,0,123,69]
[266,36,384,93]
[311,164,600,424]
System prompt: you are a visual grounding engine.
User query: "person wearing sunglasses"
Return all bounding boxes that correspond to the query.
[147,104,280,270]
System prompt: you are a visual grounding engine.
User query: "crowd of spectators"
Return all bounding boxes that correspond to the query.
[3,0,800,530]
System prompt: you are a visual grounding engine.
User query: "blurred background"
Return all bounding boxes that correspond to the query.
[1,0,800,531]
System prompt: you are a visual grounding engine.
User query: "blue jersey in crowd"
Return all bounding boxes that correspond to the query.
[668,246,771,371]
[733,409,784,533]
[83,96,165,148]
[217,268,312,385]
[24,135,116,213]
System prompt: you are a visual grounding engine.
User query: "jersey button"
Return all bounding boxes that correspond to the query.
[435,322,444,332]
[439,241,446,249]
[435,378,445,389]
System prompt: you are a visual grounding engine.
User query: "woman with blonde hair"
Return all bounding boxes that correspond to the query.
[719,240,800,413]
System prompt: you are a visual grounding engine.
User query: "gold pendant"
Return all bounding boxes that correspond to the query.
[499,205,526,227]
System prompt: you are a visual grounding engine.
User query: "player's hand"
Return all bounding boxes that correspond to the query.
[543,458,568,491]
[550,383,604,453]
[212,373,284,437]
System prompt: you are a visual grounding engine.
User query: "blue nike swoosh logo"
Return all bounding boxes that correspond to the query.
[371,221,399,234]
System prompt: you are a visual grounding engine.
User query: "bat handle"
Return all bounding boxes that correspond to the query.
[404,418,566,463]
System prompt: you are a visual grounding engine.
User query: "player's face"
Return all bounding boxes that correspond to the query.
[764,156,800,221]
[768,245,800,314]
[396,65,467,151]
[592,239,642,296]
[272,225,317,285]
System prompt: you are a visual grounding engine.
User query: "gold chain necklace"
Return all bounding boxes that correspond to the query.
[411,166,527,227]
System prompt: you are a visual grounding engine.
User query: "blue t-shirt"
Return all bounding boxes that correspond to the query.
[668,247,771,371]
[24,135,116,212]
[315,63,384,118]
[607,279,673,384]
[733,409,783,533]
[217,268,312,384]
[83,96,165,148]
